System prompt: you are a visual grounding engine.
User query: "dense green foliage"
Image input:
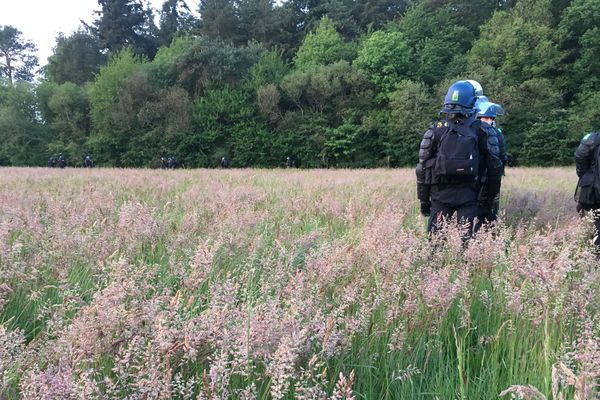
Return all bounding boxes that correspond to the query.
[0,0,597,167]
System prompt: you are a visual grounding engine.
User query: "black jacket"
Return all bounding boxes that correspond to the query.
[416,116,503,206]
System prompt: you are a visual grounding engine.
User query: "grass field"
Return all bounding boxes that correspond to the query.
[1,167,599,399]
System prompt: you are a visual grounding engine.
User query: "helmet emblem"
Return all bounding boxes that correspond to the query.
[452,90,459,101]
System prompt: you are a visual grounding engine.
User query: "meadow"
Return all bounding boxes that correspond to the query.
[1,167,598,400]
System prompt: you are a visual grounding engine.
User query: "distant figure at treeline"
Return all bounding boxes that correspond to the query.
[167,156,178,169]
[57,155,66,168]
[160,156,179,169]
[84,154,94,168]
[285,156,296,168]
[220,156,229,168]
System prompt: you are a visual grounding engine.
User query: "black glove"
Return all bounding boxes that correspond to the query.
[483,210,497,222]
[420,201,431,217]
[478,200,495,222]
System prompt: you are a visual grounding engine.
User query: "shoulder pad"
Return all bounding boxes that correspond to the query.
[476,121,497,136]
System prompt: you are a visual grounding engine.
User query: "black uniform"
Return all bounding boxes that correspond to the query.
[483,124,508,221]
[574,131,600,247]
[499,129,508,166]
[416,115,503,237]
[167,156,178,169]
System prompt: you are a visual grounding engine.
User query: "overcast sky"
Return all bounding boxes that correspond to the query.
[0,0,196,66]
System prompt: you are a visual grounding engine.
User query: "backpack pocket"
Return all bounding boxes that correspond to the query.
[435,131,479,177]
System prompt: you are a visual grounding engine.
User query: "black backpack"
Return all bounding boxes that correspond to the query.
[432,119,480,183]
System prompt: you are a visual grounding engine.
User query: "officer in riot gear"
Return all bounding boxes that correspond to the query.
[285,156,297,168]
[167,156,178,169]
[220,156,229,168]
[475,97,508,221]
[84,154,94,168]
[574,131,600,249]
[475,97,507,168]
[416,80,504,238]
[57,154,66,168]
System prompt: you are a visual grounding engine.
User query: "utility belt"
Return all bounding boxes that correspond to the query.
[431,179,480,193]
[432,174,479,186]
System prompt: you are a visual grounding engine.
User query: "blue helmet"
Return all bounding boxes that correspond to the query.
[475,96,504,119]
[441,80,478,115]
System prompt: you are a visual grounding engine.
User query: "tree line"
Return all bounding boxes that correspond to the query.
[0,0,598,168]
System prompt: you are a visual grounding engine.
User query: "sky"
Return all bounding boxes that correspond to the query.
[0,0,196,66]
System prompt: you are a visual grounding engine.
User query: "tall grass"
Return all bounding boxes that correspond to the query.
[0,167,598,399]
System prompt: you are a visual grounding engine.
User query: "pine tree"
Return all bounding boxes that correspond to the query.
[158,0,199,47]
[90,0,158,58]
[0,25,38,84]
[199,0,241,43]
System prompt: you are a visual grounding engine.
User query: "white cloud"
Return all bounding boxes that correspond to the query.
[0,0,196,65]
